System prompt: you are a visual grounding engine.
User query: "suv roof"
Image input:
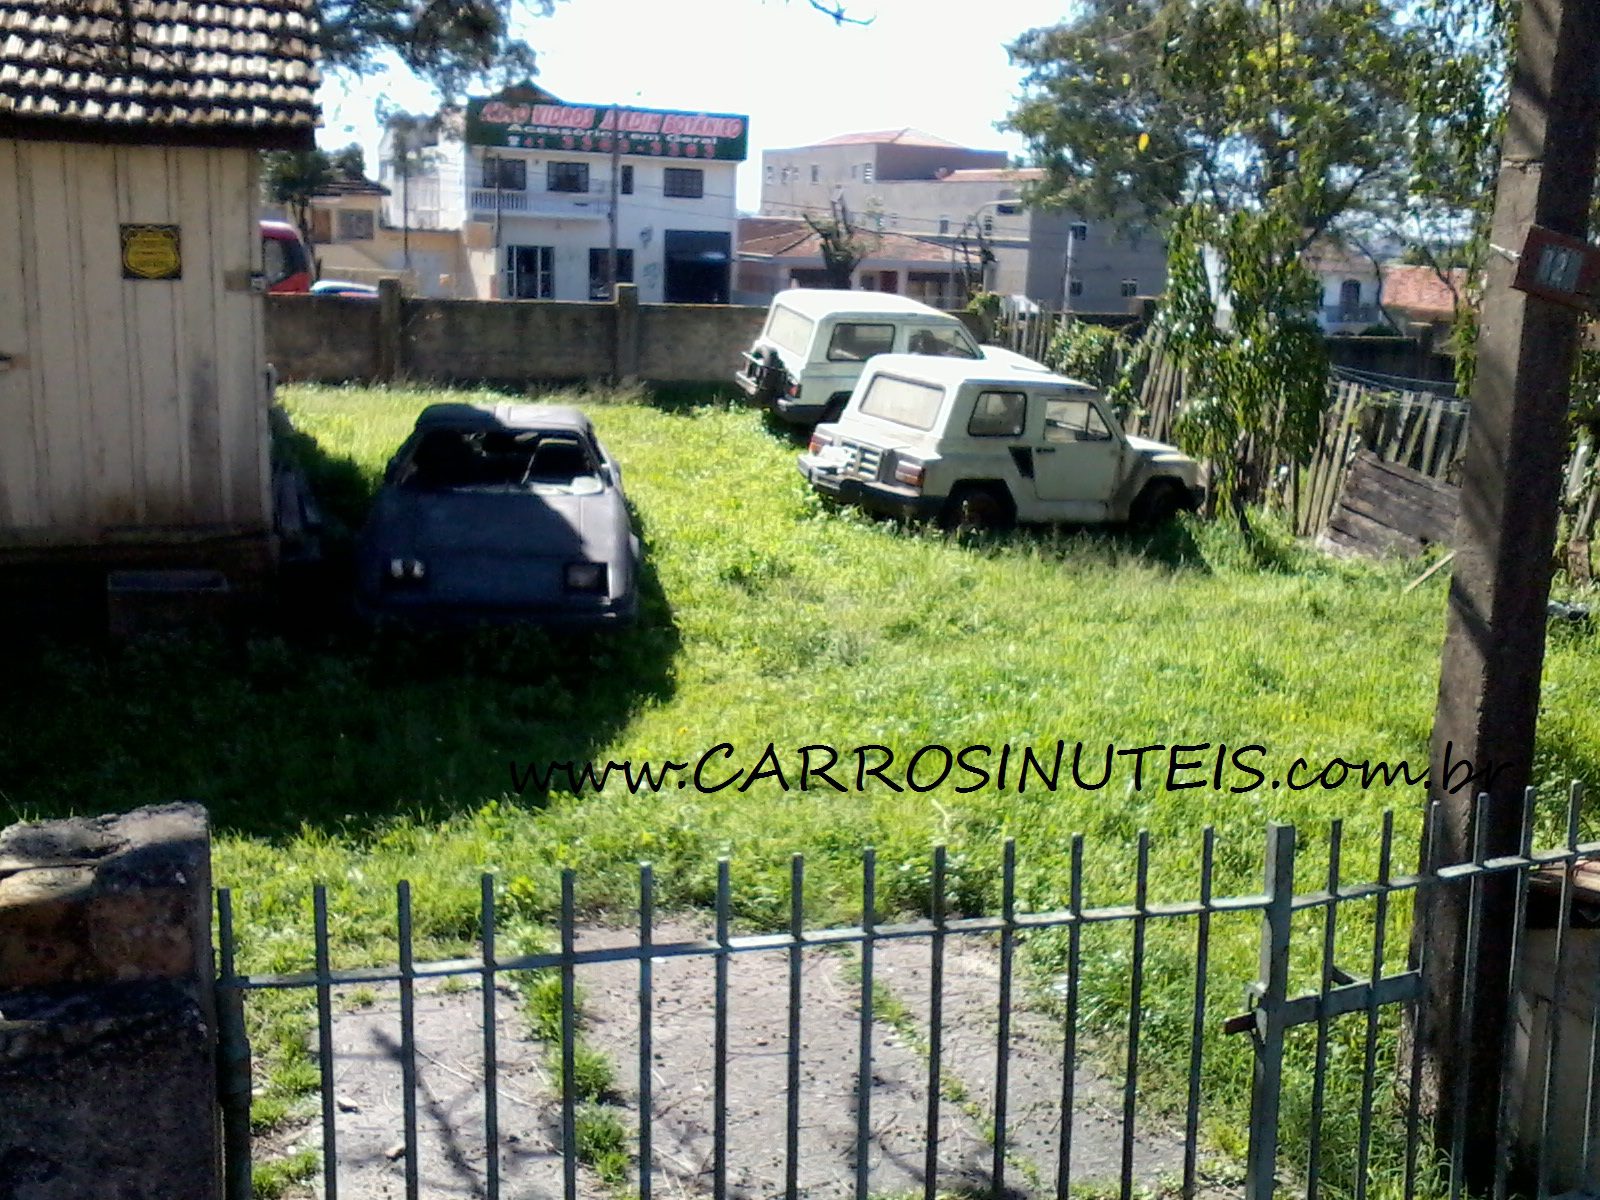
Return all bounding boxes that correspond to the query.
[861,353,1090,392]
[771,288,962,321]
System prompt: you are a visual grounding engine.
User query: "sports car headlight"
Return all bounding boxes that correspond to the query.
[565,562,608,593]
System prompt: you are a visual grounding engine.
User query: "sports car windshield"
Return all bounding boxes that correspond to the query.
[400,429,604,495]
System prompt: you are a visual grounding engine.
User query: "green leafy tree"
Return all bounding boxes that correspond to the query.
[1005,0,1426,240]
[1156,207,1329,531]
[262,149,334,249]
[329,143,367,180]
[1005,0,1491,525]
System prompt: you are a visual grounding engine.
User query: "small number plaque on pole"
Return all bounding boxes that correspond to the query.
[1512,225,1600,309]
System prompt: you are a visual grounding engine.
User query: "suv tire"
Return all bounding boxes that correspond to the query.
[1130,478,1188,528]
[753,348,788,404]
[821,394,851,424]
[942,484,1015,532]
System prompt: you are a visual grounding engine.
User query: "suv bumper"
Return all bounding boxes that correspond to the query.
[797,455,943,521]
[772,395,830,425]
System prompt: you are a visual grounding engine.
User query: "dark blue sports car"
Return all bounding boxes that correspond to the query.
[356,403,640,626]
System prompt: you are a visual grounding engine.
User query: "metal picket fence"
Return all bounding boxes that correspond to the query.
[215,784,1599,1200]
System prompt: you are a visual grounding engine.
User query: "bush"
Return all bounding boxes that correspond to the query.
[1045,320,1128,390]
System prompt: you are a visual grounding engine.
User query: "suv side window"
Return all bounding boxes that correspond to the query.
[1044,397,1112,443]
[969,391,1027,438]
[905,326,980,358]
[827,322,896,362]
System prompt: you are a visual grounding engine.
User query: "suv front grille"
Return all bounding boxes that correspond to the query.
[840,440,884,481]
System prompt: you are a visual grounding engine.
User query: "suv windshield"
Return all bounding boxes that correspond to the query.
[858,373,945,431]
[764,305,815,360]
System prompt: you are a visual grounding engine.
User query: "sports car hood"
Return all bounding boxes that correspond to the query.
[365,487,626,560]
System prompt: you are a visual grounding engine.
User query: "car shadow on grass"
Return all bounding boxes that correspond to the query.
[0,422,684,842]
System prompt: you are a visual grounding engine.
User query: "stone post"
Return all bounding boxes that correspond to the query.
[614,282,640,384]
[377,276,404,382]
[0,803,220,1200]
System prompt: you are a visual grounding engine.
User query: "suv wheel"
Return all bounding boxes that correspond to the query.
[753,349,787,404]
[942,484,1015,532]
[1130,479,1187,528]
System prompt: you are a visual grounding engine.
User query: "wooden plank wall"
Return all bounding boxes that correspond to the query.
[1320,449,1460,558]
[0,139,268,544]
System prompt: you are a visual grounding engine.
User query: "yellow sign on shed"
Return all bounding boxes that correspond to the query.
[120,224,182,280]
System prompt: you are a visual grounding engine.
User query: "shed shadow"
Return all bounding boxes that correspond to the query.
[0,420,682,841]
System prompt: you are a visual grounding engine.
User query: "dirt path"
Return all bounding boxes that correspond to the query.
[300,921,1188,1198]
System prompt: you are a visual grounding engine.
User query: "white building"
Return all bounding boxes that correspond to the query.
[378,89,745,304]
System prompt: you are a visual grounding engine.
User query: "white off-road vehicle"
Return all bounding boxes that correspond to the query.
[797,354,1204,528]
[736,289,1045,426]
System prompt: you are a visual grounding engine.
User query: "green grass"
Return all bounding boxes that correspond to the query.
[3,381,1598,1198]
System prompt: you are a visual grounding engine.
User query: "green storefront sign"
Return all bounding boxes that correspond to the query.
[466,97,749,162]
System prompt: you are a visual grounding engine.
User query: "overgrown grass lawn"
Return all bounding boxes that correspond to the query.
[4,383,1597,1191]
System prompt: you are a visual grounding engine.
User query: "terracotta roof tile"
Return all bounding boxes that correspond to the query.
[1381,264,1469,318]
[0,0,318,144]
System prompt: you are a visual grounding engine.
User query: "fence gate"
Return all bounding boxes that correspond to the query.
[215,786,1599,1200]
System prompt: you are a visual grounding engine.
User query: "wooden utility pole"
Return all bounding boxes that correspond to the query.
[1420,0,1600,1185]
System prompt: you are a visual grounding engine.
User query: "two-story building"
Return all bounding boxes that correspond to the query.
[379,87,745,304]
[757,129,1168,311]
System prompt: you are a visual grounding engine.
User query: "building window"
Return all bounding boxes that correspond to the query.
[850,165,858,179]
[506,245,554,299]
[336,210,375,241]
[589,248,636,298]
[1121,279,1139,297]
[548,162,589,193]
[663,167,704,199]
[766,165,775,183]
[1069,279,1084,297]
[938,216,950,235]
[810,164,819,183]
[482,156,525,191]
[862,162,874,182]
[308,208,333,244]
[1070,221,1089,241]
[621,165,634,195]
[982,214,994,235]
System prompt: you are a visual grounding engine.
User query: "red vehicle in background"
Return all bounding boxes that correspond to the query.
[261,219,313,294]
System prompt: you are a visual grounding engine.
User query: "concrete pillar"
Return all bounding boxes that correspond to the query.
[614,282,640,384]
[377,276,404,382]
[0,804,219,1200]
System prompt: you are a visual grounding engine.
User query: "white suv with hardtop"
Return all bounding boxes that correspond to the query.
[798,354,1204,528]
[736,288,1044,426]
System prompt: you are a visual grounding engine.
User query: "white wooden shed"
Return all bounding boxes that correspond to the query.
[0,0,318,598]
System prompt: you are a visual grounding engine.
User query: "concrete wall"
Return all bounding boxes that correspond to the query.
[266,285,766,387]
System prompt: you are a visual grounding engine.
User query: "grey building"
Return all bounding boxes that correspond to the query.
[758,129,1167,312]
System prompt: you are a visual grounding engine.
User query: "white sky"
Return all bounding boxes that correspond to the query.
[316,0,1072,212]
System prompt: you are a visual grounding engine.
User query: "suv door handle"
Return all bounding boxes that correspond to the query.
[1034,446,1057,454]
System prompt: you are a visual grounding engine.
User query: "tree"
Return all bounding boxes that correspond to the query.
[329,143,367,180]
[1006,0,1435,241]
[263,149,334,249]
[803,198,879,289]
[1005,0,1495,522]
